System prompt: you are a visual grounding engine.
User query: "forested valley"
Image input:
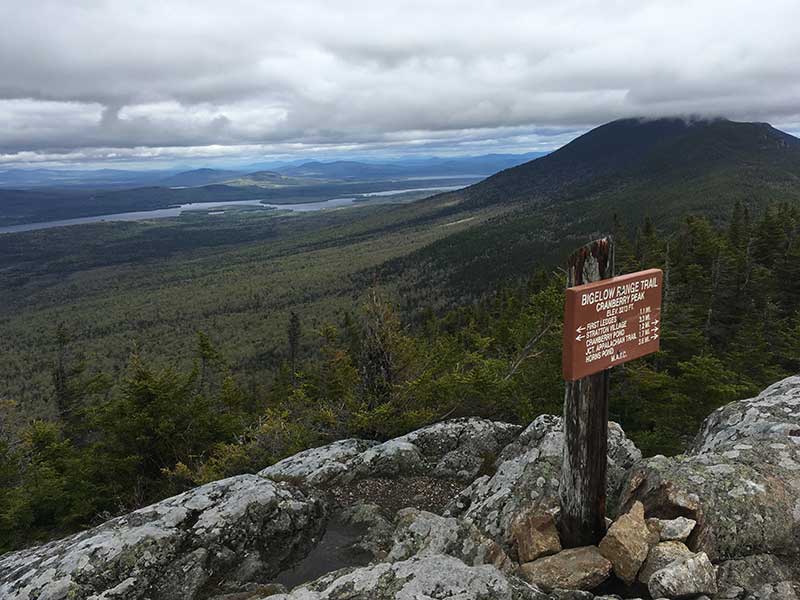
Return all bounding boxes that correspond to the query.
[2,200,799,553]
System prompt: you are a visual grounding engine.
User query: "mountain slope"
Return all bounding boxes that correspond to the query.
[393,118,800,295]
[460,118,800,211]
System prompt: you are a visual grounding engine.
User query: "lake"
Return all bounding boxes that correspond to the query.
[0,184,468,235]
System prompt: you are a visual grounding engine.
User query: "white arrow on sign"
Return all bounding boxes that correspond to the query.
[576,334,584,341]
[653,319,660,325]
[652,333,659,340]
[576,325,585,333]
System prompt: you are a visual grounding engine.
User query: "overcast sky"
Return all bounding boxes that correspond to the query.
[2,0,799,168]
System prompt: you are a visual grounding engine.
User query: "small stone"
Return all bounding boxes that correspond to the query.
[646,516,696,542]
[638,541,693,584]
[511,510,561,562]
[648,551,718,599]
[519,546,611,592]
[598,501,651,585]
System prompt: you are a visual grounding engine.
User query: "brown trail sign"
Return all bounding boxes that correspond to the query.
[563,268,663,381]
[558,237,663,548]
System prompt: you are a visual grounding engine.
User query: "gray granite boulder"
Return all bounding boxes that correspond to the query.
[259,418,521,488]
[264,555,546,600]
[692,375,800,454]
[715,554,796,599]
[258,439,379,486]
[341,417,522,483]
[619,376,800,567]
[446,415,641,551]
[0,475,325,600]
[647,551,717,598]
[387,508,512,571]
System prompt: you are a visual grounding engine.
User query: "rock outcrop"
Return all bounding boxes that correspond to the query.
[0,475,325,600]
[339,418,523,483]
[387,508,512,572]
[714,553,796,596]
[446,415,641,553]
[334,503,393,561]
[260,418,521,487]
[7,376,800,600]
[619,375,800,595]
[259,439,379,486]
[264,555,546,600]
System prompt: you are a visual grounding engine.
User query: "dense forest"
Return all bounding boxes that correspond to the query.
[2,201,799,553]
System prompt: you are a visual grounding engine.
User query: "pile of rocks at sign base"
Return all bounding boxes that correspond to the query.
[2,377,800,600]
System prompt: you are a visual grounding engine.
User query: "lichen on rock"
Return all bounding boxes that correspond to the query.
[0,475,325,600]
[619,375,800,570]
[445,415,640,552]
[387,508,512,572]
[647,551,717,599]
[264,555,546,600]
[258,439,379,486]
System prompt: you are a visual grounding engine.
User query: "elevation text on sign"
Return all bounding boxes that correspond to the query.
[562,268,663,380]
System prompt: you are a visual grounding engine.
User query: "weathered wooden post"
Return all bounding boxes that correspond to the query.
[559,237,614,547]
[559,237,664,547]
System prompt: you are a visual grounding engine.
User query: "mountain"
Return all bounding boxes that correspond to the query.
[459,118,800,214]
[398,117,800,292]
[0,168,173,189]
[277,160,407,180]
[0,153,545,192]
[223,170,330,188]
[158,168,244,187]
[275,153,547,180]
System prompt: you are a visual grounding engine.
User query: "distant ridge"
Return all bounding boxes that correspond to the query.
[275,153,547,180]
[159,168,245,187]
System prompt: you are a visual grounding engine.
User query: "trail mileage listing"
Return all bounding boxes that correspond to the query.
[562,268,663,380]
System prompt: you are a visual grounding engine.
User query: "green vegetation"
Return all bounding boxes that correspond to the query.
[2,202,799,553]
[3,117,800,552]
[0,197,505,421]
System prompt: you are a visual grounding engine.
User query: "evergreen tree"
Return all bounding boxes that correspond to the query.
[287,311,301,386]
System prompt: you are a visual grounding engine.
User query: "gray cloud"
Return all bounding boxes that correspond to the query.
[1,0,799,166]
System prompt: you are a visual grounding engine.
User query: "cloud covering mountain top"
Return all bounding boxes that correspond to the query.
[2,0,799,166]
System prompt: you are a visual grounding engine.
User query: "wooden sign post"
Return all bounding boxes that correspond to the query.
[559,237,663,547]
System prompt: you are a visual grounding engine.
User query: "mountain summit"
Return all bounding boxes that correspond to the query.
[462,117,800,215]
